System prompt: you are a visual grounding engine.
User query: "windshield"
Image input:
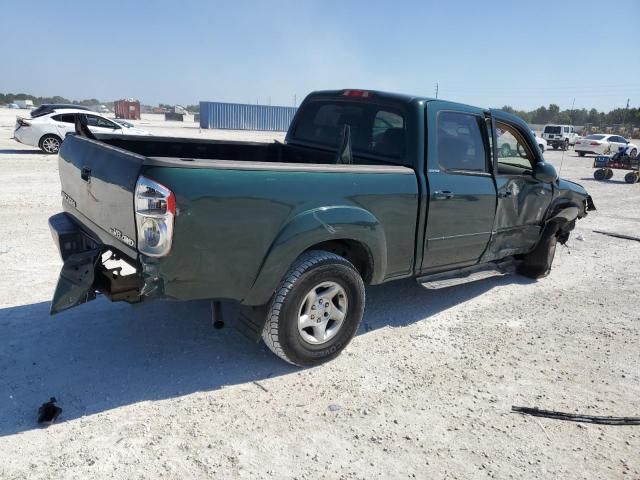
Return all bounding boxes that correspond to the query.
[544,126,562,134]
[291,101,406,160]
[585,134,605,140]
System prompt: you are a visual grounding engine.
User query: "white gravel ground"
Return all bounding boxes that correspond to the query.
[0,108,638,479]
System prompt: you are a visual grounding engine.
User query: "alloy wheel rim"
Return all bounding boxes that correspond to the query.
[297,281,348,345]
[43,138,60,153]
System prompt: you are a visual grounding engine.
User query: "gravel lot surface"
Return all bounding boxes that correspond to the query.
[0,108,638,479]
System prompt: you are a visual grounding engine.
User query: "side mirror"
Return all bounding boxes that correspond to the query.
[534,162,558,183]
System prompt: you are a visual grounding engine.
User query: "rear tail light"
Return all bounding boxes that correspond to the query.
[590,141,601,145]
[17,118,31,127]
[135,176,175,257]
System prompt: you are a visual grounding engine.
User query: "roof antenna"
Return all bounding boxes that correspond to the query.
[336,124,353,165]
[557,97,575,176]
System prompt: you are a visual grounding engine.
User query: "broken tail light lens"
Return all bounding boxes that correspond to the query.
[135,176,175,257]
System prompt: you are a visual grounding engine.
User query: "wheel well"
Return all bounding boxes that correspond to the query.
[305,240,373,283]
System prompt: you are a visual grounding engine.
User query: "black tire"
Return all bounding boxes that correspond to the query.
[552,144,558,150]
[39,134,62,154]
[518,228,558,279]
[624,172,638,184]
[630,148,638,158]
[262,250,365,367]
[593,169,606,181]
[577,151,586,157]
[605,169,614,180]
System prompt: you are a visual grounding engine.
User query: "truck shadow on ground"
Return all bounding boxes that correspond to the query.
[0,274,533,437]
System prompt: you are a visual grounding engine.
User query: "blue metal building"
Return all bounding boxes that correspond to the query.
[199,101,298,131]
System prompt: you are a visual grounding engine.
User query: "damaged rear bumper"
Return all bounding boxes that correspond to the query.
[49,212,157,314]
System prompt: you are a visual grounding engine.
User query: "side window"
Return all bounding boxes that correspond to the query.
[436,111,487,172]
[495,122,535,173]
[97,117,117,128]
[52,113,75,123]
[563,127,569,133]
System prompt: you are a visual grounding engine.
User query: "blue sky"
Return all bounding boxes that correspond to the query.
[1,0,638,111]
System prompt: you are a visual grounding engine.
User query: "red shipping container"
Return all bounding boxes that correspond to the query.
[114,99,141,120]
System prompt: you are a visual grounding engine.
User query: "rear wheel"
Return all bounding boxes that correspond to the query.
[625,172,638,184]
[577,151,586,157]
[593,169,606,181]
[39,134,62,154]
[261,250,365,366]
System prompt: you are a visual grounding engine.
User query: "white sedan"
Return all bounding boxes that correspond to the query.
[532,131,547,152]
[574,134,638,158]
[14,109,151,154]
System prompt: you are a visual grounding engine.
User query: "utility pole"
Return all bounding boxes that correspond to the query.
[435,82,439,99]
[570,97,575,124]
[622,98,630,133]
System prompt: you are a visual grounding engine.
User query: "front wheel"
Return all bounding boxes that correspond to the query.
[518,229,558,279]
[577,151,586,157]
[593,169,606,181]
[262,250,365,366]
[625,172,638,184]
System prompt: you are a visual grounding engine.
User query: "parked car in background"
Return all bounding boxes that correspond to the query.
[14,109,152,153]
[542,124,578,150]
[30,104,92,118]
[532,131,547,152]
[574,134,638,157]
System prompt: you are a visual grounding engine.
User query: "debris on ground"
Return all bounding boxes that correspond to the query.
[592,230,640,243]
[512,406,640,425]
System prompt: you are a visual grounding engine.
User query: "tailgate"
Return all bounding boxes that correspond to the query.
[58,135,144,255]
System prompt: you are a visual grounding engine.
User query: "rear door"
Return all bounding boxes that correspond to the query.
[52,113,77,138]
[421,101,497,270]
[58,135,143,256]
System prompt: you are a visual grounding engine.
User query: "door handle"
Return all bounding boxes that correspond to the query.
[81,167,91,182]
[433,190,454,200]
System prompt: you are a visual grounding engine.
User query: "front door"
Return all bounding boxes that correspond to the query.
[421,103,497,271]
[483,114,554,261]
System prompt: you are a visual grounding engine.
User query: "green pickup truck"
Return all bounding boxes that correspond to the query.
[49,89,595,366]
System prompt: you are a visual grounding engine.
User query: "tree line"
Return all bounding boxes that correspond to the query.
[0,92,106,107]
[500,103,639,127]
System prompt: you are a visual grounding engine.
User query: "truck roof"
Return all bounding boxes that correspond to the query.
[306,89,433,105]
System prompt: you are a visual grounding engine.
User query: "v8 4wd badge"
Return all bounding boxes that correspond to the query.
[110,227,135,247]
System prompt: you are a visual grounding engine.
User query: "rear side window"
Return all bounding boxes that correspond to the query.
[52,114,76,123]
[436,111,487,172]
[292,101,406,161]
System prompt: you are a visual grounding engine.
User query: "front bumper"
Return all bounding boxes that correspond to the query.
[49,212,145,314]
